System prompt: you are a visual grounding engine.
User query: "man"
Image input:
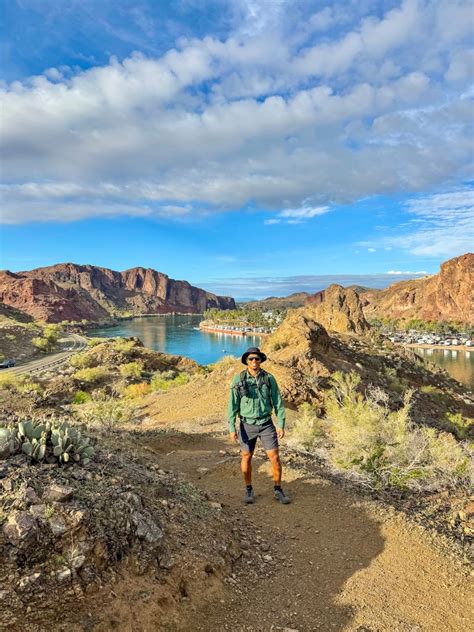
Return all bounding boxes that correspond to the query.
[228,346,291,505]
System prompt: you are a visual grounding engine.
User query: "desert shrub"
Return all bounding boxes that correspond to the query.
[5,334,16,341]
[72,390,92,404]
[74,397,136,430]
[32,337,50,351]
[291,402,325,450]
[0,353,5,363]
[112,338,137,353]
[69,352,97,369]
[0,373,43,395]
[74,366,110,383]
[122,382,151,398]
[119,361,143,379]
[419,385,451,407]
[383,367,409,394]
[87,337,108,347]
[150,371,190,392]
[272,341,288,351]
[43,324,60,343]
[324,371,471,491]
[444,412,474,440]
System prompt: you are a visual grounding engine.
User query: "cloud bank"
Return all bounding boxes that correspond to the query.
[1,0,473,227]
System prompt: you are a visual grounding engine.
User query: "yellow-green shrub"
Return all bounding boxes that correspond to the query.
[73,396,135,429]
[119,361,142,379]
[324,371,470,491]
[72,390,92,404]
[74,366,109,383]
[291,403,325,450]
[69,352,97,369]
[0,373,43,395]
[122,382,151,398]
[113,338,136,353]
[150,372,190,392]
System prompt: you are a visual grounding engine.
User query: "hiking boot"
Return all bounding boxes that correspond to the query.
[274,488,291,504]
[244,488,255,504]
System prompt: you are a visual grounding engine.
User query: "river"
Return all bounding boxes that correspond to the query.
[89,314,261,365]
[413,347,473,388]
[89,316,473,387]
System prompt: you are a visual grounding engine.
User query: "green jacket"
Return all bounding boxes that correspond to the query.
[227,369,285,433]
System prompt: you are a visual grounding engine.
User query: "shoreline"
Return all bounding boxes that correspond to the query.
[404,343,472,352]
[199,324,268,337]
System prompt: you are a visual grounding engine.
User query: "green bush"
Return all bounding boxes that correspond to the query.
[74,397,135,430]
[69,352,97,369]
[0,373,43,395]
[150,371,190,392]
[119,361,143,379]
[445,412,474,440]
[113,338,137,353]
[74,366,110,383]
[86,337,108,347]
[291,403,324,450]
[32,336,50,351]
[419,385,452,407]
[72,390,92,404]
[122,382,151,398]
[324,371,470,491]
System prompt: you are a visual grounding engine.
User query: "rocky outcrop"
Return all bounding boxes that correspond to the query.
[0,263,235,323]
[304,284,370,335]
[360,254,474,323]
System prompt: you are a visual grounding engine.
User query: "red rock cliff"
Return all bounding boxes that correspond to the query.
[0,263,235,323]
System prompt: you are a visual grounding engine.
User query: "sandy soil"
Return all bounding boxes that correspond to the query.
[141,430,472,632]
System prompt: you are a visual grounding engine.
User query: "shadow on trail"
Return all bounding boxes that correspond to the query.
[143,430,385,632]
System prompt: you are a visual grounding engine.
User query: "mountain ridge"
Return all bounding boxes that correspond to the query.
[0,262,235,323]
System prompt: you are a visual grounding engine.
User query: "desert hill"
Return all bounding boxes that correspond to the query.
[0,263,235,323]
[358,253,473,323]
[241,292,311,309]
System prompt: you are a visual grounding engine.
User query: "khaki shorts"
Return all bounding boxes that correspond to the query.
[238,419,278,452]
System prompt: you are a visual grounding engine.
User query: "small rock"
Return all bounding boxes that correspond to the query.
[3,511,37,546]
[197,467,209,474]
[56,568,72,582]
[132,513,163,544]
[43,484,74,503]
[263,555,273,562]
[29,504,47,519]
[209,502,222,510]
[49,514,68,536]
[260,543,270,552]
[24,487,40,505]
[1,479,12,492]
[18,572,41,590]
[70,555,86,570]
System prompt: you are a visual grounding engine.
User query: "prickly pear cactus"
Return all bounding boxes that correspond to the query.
[6,418,94,465]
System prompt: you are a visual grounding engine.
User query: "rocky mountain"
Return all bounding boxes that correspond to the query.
[304,284,370,335]
[241,292,311,309]
[0,263,235,323]
[359,253,473,323]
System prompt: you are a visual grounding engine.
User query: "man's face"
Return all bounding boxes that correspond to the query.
[247,355,262,372]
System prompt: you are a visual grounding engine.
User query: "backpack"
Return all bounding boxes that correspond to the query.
[234,369,273,409]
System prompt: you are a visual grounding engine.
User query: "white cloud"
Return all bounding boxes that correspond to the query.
[387,270,427,275]
[0,1,473,224]
[361,188,474,257]
[368,248,376,252]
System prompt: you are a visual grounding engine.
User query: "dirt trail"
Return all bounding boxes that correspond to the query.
[142,431,472,632]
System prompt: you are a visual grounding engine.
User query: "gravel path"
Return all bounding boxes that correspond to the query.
[148,432,472,632]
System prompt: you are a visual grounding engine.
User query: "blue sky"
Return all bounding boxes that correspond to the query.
[0,1,473,299]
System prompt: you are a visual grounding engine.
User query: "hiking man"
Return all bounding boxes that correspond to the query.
[228,347,291,504]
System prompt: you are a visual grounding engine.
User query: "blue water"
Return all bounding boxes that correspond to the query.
[89,315,261,365]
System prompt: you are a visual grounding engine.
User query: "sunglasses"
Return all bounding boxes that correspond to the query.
[247,357,261,361]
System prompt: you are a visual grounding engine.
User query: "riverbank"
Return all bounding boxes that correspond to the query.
[404,343,472,351]
[199,324,270,337]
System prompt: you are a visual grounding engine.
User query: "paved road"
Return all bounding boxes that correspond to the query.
[3,333,87,376]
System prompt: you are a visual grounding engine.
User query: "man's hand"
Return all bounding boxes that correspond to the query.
[277,427,285,440]
[229,431,238,443]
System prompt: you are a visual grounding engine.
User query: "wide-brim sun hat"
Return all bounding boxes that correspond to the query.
[241,347,267,365]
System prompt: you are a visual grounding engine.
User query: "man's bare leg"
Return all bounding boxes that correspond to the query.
[266,448,282,485]
[241,450,254,485]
